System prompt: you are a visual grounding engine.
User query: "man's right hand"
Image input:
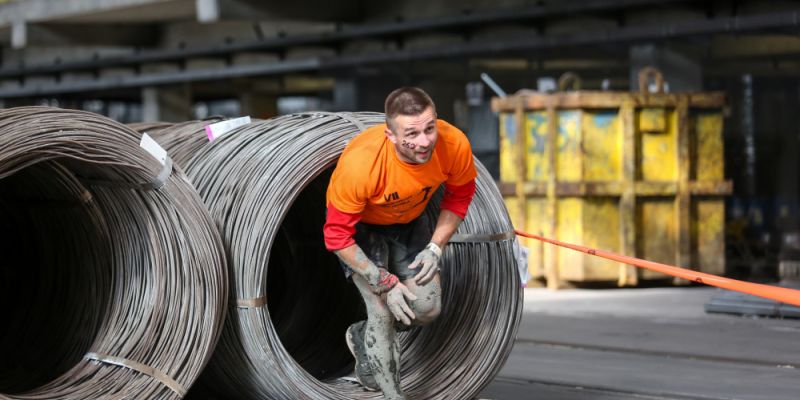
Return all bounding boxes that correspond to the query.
[385,282,418,325]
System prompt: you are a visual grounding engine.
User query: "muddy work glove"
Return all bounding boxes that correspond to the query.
[409,242,442,285]
[386,282,418,325]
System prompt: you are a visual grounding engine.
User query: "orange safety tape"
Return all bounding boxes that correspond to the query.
[514,229,800,308]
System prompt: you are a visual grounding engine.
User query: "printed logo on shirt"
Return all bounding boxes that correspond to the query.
[411,186,433,208]
[384,191,400,202]
[379,186,433,214]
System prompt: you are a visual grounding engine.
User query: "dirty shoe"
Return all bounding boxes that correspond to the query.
[346,320,379,391]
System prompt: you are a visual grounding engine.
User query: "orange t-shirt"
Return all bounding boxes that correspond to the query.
[326,119,476,225]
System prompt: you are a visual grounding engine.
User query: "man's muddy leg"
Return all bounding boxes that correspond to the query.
[352,274,405,399]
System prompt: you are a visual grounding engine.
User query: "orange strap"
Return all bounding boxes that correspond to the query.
[515,229,800,308]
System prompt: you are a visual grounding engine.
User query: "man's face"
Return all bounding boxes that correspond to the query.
[385,106,438,164]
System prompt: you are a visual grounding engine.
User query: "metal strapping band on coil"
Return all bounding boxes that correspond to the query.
[236,296,267,308]
[80,189,93,203]
[84,352,187,398]
[449,231,516,243]
[82,156,174,191]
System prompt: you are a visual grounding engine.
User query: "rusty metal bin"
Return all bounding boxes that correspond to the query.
[492,68,732,287]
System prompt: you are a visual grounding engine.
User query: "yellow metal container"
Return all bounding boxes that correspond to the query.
[493,69,731,287]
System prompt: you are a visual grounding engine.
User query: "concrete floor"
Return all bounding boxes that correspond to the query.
[479,286,800,400]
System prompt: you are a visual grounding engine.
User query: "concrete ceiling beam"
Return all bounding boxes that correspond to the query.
[11,22,159,49]
[196,0,362,23]
[710,34,800,59]
[0,0,697,76]
[0,0,193,26]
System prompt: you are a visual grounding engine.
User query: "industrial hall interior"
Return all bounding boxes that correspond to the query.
[1,0,800,399]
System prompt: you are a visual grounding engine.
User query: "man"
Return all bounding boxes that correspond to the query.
[323,87,477,399]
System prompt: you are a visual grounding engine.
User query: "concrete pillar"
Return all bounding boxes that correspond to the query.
[141,85,193,122]
[465,102,499,179]
[741,75,757,199]
[332,75,403,113]
[629,44,702,92]
[332,78,358,112]
[11,21,27,49]
[239,92,277,119]
[331,75,472,118]
[774,81,800,231]
[361,76,408,113]
[420,79,463,123]
[196,0,220,22]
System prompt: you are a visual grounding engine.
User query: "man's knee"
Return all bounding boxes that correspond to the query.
[415,300,441,325]
[410,288,441,325]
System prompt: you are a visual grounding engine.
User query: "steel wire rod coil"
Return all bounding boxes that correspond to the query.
[129,118,224,166]
[0,107,228,400]
[137,112,522,399]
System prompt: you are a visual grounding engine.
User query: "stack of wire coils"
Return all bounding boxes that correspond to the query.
[0,107,228,400]
[136,112,522,399]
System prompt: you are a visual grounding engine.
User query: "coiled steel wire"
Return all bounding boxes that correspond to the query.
[136,112,522,399]
[0,107,228,400]
[129,118,224,166]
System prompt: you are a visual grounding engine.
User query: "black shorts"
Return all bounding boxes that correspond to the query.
[339,213,433,281]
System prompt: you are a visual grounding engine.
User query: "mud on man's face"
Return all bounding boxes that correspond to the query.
[385,107,438,165]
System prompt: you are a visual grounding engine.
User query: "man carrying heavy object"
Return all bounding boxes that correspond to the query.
[324,87,477,399]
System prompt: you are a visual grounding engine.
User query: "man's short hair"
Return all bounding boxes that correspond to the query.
[384,87,436,128]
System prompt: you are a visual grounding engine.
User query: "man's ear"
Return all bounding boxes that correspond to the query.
[384,127,398,144]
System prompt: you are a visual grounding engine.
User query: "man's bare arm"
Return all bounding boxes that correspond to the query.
[431,208,463,250]
[334,244,382,286]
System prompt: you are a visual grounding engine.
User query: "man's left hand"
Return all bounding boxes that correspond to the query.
[386,282,417,325]
[409,242,442,285]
